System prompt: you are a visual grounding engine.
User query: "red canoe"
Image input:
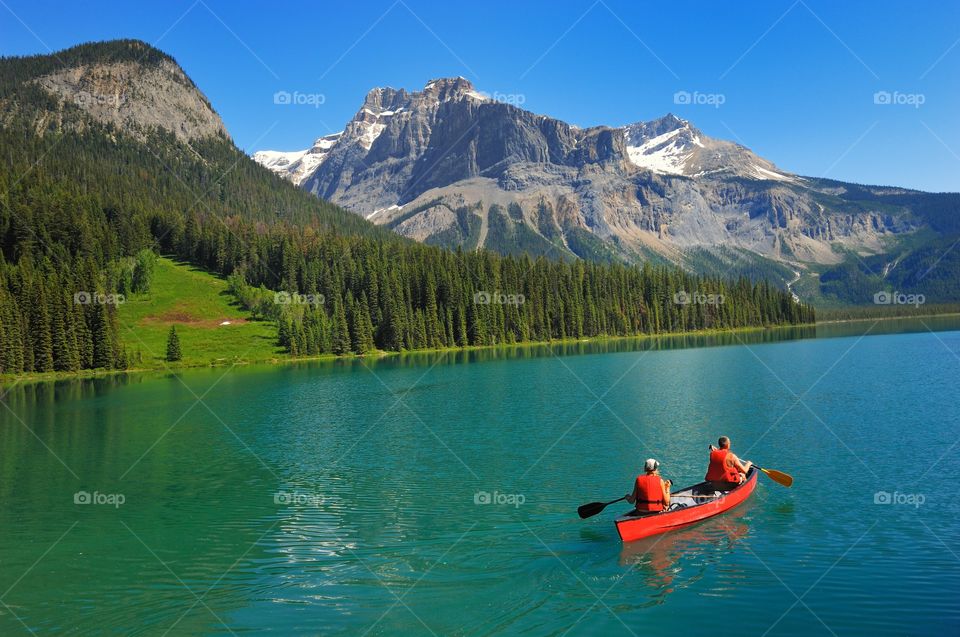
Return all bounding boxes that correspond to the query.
[615,467,759,542]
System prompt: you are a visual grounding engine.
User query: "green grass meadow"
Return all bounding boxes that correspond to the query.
[117,257,283,368]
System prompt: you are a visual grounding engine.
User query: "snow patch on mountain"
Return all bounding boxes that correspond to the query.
[367,204,400,219]
[622,115,797,182]
[252,149,307,171]
[750,164,799,183]
[252,132,341,185]
[624,128,690,175]
[358,121,386,149]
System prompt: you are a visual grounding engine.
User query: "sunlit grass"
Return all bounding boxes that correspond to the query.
[118,257,284,368]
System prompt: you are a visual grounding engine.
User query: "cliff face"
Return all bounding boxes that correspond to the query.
[254,77,932,277]
[300,77,625,213]
[14,40,228,143]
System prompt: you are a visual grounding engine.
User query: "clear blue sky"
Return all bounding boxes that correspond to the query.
[2,0,958,191]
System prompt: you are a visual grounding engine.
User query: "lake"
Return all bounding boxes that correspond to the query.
[1,317,959,635]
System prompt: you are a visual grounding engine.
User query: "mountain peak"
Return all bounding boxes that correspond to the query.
[9,39,227,143]
[626,113,695,140]
[423,76,473,91]
[8,39,177,71]
[358,76,485,113]
[658,113,690,128]
[621,114,797,181]
[421,76,484,101]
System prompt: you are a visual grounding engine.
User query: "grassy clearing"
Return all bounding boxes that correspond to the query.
[118,257,284,368]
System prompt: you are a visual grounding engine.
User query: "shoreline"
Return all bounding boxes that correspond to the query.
[5,311,960,386]
[0,322,805,386]
[815,311,960,325]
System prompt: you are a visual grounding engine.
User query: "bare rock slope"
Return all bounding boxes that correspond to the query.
[254,78,930,283]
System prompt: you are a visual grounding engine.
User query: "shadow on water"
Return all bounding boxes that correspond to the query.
[614,505,754,603]
[283,314,959,376]
[269,324,821,379]
[0,372,149,406]
[578,527,610,544]
[388,326,820,367]
[771,499,796,517]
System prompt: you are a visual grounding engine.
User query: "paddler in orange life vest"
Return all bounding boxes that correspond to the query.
[705,436,752,491]
[625,458,672,512]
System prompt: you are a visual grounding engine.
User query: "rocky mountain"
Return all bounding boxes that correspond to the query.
[2,39,227,143]
[622,115,795,182]
[254,78,959,304]
[0,40,394,237]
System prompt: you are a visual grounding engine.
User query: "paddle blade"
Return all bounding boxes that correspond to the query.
[760,467,793,487]
[577,502,608,519]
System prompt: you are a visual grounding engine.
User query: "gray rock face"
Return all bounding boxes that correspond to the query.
[32,59,228,143]
[254,77,923,271]
[300,77,624,214]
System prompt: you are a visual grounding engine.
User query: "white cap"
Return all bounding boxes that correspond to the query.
[644,458,659,472]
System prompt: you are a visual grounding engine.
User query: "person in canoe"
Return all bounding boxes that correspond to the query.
[625,458,672,512]
[705,436,752,490]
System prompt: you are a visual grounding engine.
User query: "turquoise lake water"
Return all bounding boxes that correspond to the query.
[1,317,959,635]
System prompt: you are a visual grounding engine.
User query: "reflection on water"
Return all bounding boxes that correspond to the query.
[5,316,958,397]
[1,372,146,403]
[376,325,820,369]
[267,314,960,376]
[618,505,753,602]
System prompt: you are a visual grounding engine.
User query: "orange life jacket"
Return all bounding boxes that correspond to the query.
[634,474,665,512]
[705,448,740,483]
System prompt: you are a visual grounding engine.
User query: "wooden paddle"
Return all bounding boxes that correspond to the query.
[754,465,793,487]
[577,496,626,519]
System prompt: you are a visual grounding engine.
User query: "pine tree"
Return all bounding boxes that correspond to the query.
[51,292,73,372]
[30,280,54,372]
[351,293,376,354]
[331,299,350,355]
[165,325,182,362]
[0,292,24,373]
[424,276,442,348]
[90,303,114,368]
[72,298,93,369]
[278,315,292,351]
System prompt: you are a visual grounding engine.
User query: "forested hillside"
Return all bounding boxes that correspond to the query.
[0,40,812,375]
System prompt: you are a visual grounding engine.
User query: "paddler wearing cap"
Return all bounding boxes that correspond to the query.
[625,458,672,513]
